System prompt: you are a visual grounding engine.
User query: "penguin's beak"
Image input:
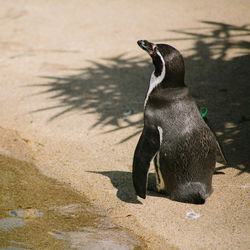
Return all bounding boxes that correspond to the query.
[137,40,155,54]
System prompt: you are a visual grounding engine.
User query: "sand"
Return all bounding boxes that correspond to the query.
[0,0,249,249]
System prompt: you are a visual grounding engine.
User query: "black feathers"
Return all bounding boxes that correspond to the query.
[133,40,220,204]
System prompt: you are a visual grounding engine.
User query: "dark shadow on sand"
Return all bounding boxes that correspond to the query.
[31,21,250,173]
[87,171,142,204]
[87,171,167,204]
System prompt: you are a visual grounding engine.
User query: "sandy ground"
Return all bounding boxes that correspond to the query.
[0,0,249,249]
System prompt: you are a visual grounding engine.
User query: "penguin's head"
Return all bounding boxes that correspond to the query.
[137,40,185,87]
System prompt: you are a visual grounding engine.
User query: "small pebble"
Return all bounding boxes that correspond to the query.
[186,210,200,219]
[9,209,44,218]
[122,109,133,120]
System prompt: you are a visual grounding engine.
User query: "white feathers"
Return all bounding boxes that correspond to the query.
[157,126,163,145]
[144,51,166,108]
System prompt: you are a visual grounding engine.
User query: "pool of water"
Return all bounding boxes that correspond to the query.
[0,155,144,249]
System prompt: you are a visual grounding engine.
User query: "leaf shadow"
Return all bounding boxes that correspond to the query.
[31,20,250,173]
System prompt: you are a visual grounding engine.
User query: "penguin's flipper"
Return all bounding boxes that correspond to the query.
[132,125,160,199]
[203,116,228,164]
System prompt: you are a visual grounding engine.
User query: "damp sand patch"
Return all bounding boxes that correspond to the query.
[0,155,145,249]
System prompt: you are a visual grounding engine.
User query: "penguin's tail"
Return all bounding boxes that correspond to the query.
[170,182,211,204]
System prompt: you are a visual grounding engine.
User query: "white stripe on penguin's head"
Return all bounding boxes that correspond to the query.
[144,50,166,108]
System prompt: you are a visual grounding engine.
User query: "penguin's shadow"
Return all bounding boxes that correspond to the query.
[87,170,142,204]
[87,170,180,203]
[87,171,169,204]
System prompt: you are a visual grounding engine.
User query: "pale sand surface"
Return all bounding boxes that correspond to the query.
[0,0,249,249]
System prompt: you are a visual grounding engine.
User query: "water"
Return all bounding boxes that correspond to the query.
[0,155,144,249]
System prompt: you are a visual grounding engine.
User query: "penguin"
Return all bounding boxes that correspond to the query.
[132,40,219,204]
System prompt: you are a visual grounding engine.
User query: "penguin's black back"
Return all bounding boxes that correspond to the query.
[146,87,217,203]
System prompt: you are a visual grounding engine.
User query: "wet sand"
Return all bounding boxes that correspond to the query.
[0,154,144,249]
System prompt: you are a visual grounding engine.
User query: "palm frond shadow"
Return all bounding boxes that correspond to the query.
[32,20,250,172]
[32,54,149,142]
